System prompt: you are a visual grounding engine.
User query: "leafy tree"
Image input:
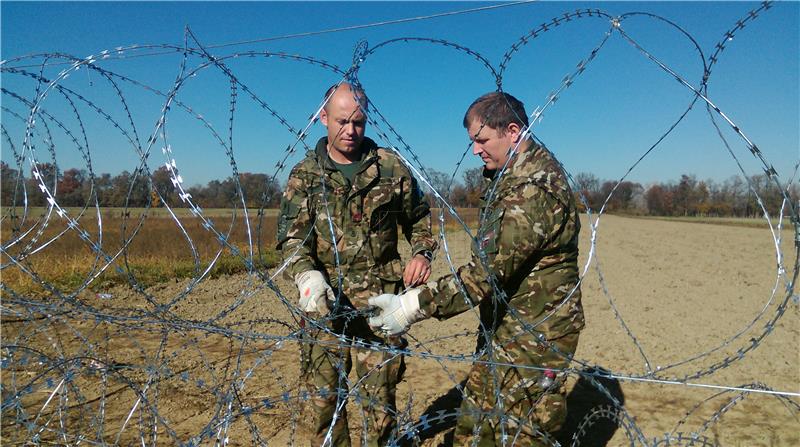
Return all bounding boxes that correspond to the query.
[57,168,87,206]
[645,184,672,215]
[674,174,697,216]
[151,166,176,206]
[1,161,24,207]
[25,163,58,206]
[599,180,642,212]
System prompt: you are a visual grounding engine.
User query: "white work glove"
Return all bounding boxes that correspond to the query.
[367,288,426,335]
[295,270,335,314]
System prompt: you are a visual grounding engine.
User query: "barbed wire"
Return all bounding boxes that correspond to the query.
[1,0,539,71]
[1,1,798,445]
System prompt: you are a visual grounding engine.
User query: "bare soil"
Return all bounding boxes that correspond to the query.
[2,215,798,446]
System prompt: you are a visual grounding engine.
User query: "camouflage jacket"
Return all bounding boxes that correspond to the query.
[277,137,436,301]
[418,141,585,339]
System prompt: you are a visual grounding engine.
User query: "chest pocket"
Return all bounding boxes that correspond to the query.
[365,178,399,229]
[365,178,401,264]
[309,184,346,260]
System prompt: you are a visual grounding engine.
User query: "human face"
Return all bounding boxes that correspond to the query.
[467,118,522,171]
[320,86,367,163]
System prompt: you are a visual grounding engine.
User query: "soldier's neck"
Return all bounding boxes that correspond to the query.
[327,145,363,164]
[515,138,533,154]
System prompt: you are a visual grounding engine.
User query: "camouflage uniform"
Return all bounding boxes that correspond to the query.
[276,136,436,446]
[417,141,585,446]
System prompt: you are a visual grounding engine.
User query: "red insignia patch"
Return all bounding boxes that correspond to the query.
[480,230,495,249]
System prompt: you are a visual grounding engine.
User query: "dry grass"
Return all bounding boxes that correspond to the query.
[430,207,480,232]
[1,207,279,295]
[1,207,481,296]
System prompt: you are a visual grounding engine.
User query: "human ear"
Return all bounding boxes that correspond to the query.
[320,108,329,127]
[507,123,522,143]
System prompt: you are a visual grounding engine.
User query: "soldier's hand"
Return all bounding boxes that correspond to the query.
[403,254,432,287]
[367,288,426,335]
[295,270,334,314]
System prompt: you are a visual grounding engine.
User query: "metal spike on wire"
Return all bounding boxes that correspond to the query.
[1,2,798,445]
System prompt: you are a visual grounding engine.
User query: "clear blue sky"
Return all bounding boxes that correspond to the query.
[2,1,798,188]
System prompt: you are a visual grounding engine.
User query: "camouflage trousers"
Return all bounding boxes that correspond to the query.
[453,331,580,446]
[301,310,406,447]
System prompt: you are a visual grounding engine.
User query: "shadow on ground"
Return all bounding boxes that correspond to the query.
[556,367,625,447]
[399,367,625,446]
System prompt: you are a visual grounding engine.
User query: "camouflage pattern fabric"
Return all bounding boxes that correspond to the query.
[453,332,579,446]
[277,136,436,303]
[277,136,436,446]
[302,310,406,447]
[417,140,585,445]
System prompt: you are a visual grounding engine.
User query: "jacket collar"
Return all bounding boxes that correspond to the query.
[314,137,379,171]
[313,137,381,193]
[482,139,538,186]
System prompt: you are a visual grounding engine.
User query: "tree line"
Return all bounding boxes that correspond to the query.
[1,162,282,209]
[2,161,795,217]
[571,172,796,217]
[423,169,796,218]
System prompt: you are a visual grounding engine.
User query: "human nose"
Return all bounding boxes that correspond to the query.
[472,143,483,156]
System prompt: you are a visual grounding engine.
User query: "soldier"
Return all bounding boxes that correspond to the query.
[368,91,585,446]
[276,82,437,447]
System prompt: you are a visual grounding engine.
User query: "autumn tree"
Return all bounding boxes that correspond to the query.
[573,172,601,211]
[1,162,24,207]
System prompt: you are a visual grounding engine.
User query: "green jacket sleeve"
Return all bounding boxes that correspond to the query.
[418,180,572,319]
[275,165,317,278]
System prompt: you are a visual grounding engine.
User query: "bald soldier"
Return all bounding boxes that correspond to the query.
[368,92,585,445]
[276,83,437,446]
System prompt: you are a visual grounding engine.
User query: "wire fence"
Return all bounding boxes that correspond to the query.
[1,1,798,445]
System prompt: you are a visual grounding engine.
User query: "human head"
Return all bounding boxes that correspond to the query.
[463,92,529,170]
[320,82,368,162]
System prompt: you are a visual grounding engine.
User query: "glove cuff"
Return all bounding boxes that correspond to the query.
[295,270,324,289]
[401,287,427,325]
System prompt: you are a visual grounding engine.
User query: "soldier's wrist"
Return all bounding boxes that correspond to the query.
[415,249,434,263]
[415,287,436,314]
[290,260,317,278]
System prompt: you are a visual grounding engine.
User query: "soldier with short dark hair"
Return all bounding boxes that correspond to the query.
[276,82,437,446]
[368,91,585,446]
[462,91,529,132]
